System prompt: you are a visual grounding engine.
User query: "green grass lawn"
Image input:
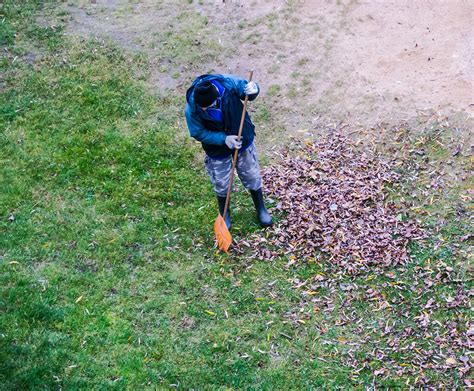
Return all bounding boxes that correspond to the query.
[1,2,471,389]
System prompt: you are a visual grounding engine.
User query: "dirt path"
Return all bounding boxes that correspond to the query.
[59,0,473,145]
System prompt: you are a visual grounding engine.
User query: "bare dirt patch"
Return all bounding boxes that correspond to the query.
[57,0,472,146]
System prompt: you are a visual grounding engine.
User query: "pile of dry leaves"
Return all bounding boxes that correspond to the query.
[248,134,423,272]
[236,129,471,386]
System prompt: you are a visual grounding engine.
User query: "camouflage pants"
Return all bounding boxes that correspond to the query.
[204,143,262,197]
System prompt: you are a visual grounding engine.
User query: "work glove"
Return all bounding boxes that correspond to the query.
[225,135,242,149]
[244,81,258,95]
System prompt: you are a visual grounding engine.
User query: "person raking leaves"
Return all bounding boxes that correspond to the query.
[185,73,272,250]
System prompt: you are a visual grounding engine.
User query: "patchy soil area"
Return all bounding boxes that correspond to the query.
[58,0,473,141]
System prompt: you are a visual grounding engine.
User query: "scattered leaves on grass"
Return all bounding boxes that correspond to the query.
[239,128,472,386]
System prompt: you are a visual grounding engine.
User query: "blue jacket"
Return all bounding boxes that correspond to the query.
[185,74,259,158]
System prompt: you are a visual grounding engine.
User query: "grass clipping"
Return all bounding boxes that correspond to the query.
[247,134,423,273]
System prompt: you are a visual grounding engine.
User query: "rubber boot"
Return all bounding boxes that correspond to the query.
[250,188,273,227]
[217,196,231,230]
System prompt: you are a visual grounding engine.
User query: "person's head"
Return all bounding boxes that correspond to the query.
[194,81,218,109]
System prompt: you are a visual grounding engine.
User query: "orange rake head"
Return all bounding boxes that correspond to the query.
[214,214,232,253]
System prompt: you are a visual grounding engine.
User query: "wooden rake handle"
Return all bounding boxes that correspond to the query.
[222,70,254,218]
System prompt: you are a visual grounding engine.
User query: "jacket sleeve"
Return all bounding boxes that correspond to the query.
[185,105,227,146]
[225,74,259,101]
